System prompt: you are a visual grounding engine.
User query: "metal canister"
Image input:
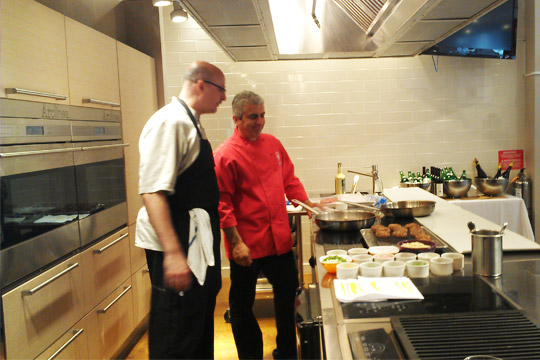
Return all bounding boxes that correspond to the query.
[471,229,503,277]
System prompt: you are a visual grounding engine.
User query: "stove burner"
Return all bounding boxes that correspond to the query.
[365,342,386,355]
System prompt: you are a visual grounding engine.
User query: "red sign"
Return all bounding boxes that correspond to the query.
[498,149,523,169]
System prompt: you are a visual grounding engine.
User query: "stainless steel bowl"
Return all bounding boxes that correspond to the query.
[399,182,431,191]
[474,177,509,196]
[443,179,472,198]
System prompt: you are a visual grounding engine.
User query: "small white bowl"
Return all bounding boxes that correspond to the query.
[430,257,454,276]
[348,248,369,256]
[441,252,465,271]
[418,252,440,261]
[352,254,373,264]
[359,261,383,277]
[373,253,395,264]
[336,262,360,279]
[395,252,417,263]
[327,249,348,256]
[383,261,406,277]
[406,260,430,278]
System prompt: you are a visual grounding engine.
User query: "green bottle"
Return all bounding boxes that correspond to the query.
[399,171,408,183]
[459,170,468,180]
[448,167,457,180]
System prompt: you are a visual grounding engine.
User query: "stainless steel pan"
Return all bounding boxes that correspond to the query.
[345,200,436,218]
[291,199,376,231]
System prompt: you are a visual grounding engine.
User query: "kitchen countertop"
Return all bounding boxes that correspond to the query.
[310,188,540,359]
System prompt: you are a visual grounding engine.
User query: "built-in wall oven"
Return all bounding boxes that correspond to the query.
[0,98,128,290]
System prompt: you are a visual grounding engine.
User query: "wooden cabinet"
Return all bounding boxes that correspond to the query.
[2,254,85,359]
[117,41,158,226]
[0,0,69,103]
[35,318,89,360]
[85,279,135,359]
[65,17,120,109]
[131,264,152,326]
[129,223,147,273]
[80,228,131,314]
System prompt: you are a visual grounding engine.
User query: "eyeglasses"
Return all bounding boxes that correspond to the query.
[203,80,226,93]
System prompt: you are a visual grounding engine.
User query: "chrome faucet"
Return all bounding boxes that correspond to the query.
[348,165,383,194]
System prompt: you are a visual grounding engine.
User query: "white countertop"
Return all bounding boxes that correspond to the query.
[383,187,540,254]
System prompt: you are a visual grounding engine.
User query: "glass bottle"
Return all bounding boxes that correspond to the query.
[500,162,514,179]
[335,162,345,195]
[448,167,457,180]
[473,158,488,178]
[459,170,468,180]
[399,171,408,183]
[494,163,502,179]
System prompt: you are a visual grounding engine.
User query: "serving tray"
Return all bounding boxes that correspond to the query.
[360,221,448,251]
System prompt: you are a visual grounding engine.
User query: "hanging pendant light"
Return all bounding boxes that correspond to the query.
[170,0,188,23]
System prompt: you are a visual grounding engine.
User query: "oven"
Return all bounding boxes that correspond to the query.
[0,98,127,290]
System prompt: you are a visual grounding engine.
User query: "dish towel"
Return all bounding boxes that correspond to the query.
[187,208,214,285]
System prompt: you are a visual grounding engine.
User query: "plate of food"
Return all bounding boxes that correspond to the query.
[397,239,436,254]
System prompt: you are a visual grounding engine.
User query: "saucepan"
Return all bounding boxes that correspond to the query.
[291,199,376,231]
[341,200,436,218]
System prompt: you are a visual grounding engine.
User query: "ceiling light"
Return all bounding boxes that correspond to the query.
[152,0,172,7]
[170,1,188,23]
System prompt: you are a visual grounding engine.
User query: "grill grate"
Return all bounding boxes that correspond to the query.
[392,311,540,360]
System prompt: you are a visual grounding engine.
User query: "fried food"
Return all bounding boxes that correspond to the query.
[405,223,421,230]
[409,227,425,236]
[415,233,432,241]
[375,229,391,238]
[388,223,404,231]
[371,224,388,232]
[392,229,408,238]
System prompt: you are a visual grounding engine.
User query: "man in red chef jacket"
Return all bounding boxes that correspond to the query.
[214,90,321,359]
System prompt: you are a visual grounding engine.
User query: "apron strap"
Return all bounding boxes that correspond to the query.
[178,99,203,139]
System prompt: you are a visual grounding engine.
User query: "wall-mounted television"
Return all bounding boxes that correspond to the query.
[422,0,517,60]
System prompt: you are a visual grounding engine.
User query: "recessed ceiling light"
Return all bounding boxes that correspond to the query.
[152,0,172,7]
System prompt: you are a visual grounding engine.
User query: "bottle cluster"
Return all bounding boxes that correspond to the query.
[399,169,431,184]
[473,158,513,180]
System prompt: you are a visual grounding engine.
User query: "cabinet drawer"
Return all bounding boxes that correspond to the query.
[132,264,151,326]
[2,254,84,360]
[81,228,131,313]
[35,318,89,360]
[86,279,135,359]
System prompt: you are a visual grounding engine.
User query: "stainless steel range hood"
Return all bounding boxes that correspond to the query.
[179,0,508,61]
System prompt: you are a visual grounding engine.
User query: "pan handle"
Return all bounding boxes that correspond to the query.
[339,200,385,217]
[291,199,321,215]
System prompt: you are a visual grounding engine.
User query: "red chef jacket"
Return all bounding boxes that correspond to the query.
[213,128,309,260]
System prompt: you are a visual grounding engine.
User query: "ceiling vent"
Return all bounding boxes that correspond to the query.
[333,0,400,36]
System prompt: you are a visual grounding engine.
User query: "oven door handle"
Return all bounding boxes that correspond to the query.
[81,143,130,151]
[21,263,80,296]
[0,147,82,158]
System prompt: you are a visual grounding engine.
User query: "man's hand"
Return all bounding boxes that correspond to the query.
[232,241,252,267]
[163,250,192,291]
[224,226,253,267]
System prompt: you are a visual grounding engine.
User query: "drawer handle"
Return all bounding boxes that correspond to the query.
[97,285,132,314]
[21,263,79,296]
[47,329,84,360]
[93,233,128,254]
[82,143,130,151]
[82,98,120,107]
[0,147,81,158]
[5,87,67,100]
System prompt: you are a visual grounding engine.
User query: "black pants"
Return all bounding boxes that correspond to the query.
[229,251,299,360]
[145,249,221,359]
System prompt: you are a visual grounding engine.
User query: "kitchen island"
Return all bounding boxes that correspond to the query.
[309,188,540,359]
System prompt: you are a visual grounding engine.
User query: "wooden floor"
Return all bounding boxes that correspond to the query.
[125,277,279,360]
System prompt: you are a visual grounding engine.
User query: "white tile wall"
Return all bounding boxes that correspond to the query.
[159,11,528,269]
[160,16,526,196]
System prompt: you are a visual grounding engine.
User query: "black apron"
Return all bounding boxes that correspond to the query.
[146,100,221,359]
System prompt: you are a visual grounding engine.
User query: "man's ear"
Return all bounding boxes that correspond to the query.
[233,115,240,124]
